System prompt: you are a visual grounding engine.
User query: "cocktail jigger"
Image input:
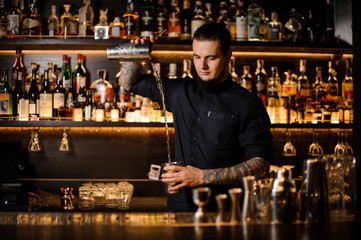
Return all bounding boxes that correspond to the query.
[242,176,257,223]
[228,188,243,224]
[192,187,211,223]
[215,194,228,224]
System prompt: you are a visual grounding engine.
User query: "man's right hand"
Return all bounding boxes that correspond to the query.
[131,35,155,66]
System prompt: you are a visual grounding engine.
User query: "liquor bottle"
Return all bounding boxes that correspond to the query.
[109,17,125,38]
[140,97,150,123]
[72,101,83,122]
[18,79,28,121]
[90,69,114,105]
[326,61,338,104]
[167,0,181,38]
[259,8,269,41]
[227,0,238,40]
[229,56,239,84]
[281,70,297,100]
[65,78,75,118]
[311,66,326,104]
[252,59,267,105]
[78,0,94,36]
[155,0,167,38]
[217,1,229,29]
[109,93,119,122]
[181,59,193,79]
[180,0,191,40]
[12,68,22,117]
[191,1,206,37]
[133,94,141,122]
[48,5,59,36]
[284,8,305,42]
[204,3,214,23]
[305,10,321,43]
[236,0,247,41]
[71,8,79,36]
[60,4,72,38]
[6,0,20,36]
[73,54,87,94]
[296,59,311,107]
[77,76,87,109]
[28,68,39,120]
[168,63,177,79]
[84,90,94,121]
[240,65,252,92]
[342,59,353,103]
[24,63,40,93]
[267,66,281,100]
[94,8,109,39]
[123,0,139,39]
[53,69,65,118]
[22,0,42,36]
[39,70,53,118]
[0,0,7,38]
[12,49,26,87]
[268,12,282,42]
[95,102,104,122]
[247,0,261,41]
[47,62,57,91]
[61,55,71,92]
[325,0,335,43]
[0,68,13,116]
[140,0,155,38]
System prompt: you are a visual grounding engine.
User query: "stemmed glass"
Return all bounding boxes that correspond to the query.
[192,187,211,223]
[59,129,69,151]
[334,131,346,156]
[282,130,296,157]
[308,130,323,157]
[343,131,353,156]
[28,129,41,152]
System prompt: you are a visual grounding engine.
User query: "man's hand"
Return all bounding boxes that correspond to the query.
[161,165,204,192]
[131,35,155,66]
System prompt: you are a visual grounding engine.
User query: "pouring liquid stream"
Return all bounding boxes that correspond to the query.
[150,60,172,164]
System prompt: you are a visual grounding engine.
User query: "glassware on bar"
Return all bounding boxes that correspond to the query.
[282,130,296,157]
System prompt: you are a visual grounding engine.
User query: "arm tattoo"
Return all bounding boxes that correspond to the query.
[119,61,142,91]
[202,157,270,185]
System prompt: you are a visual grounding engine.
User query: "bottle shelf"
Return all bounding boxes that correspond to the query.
[0,119,352,129]
[0,37,353,54]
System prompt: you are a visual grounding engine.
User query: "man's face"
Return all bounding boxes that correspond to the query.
[192,39,230,83]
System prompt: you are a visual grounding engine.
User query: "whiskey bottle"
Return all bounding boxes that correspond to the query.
[78,0,94,36]
[84,90,94,121]
[227,0,238,41]
[60,4,72,38]
[123,0,139,39]
[259,8,269,41]
[6,0,20,36]
[191,1,206,37]
[109,17,124,38]
[0,0,7,38]
[22,0,42,36]
[268,12,282,42]
[236,0,247,41]
[47,62,57,91]
[342,59,353,103]
[73,54,87,94]
[12,68,23,117]
[267,66,281,100]
[247,0,261,41]
[77,77,87,109]
[48,5,59,36]
[60,55,71,92]
[204,3,214,23]
[228,56,239,84]
[12,49,27,87]
[326,61,338,104]
[140,0,155,38]
[39,70,53,118]
[94,8,109,39]
[311,66,326,104]
[18,76,29,121]
[53,69,65,118]
[168,63,177,79]
[216,1,229,29]
[28,68,39,120]
[180,0,191,40]
[155,0,167,38]
[24,62,40,93]
[284,8,305,42]
[0,68,13,117]
[65,78,75,118]
[181,59,193,79]
[167,0,181,38]
[296,59,311,107]
[325,0,335,43]
[281,70,297,101]
[240,65,252,92]
[252,59,267,105]
[90,69,114,105]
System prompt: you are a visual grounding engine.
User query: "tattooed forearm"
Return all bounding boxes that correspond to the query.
[119,61,143,91]
[202,157,270,185]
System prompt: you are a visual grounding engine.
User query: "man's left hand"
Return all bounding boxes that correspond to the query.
[161,165,204,192]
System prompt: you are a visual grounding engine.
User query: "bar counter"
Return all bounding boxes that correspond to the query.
[1,211,360,240]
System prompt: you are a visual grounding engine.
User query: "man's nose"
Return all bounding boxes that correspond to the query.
[200,59,208,69]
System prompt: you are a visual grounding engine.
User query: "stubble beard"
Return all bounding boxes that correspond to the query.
[196,68,227,92]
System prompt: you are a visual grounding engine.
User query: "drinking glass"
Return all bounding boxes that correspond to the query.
[192,187,211,223]
[334,131,346,156]
[59,129,69,151]
[308,130,323,157]
[343,131,353,156]
[28,129,41,151]
[282,130,296,157]
[78,186,95,210]
[162,162,182,194]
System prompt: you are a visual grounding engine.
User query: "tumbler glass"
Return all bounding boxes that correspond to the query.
[162,162,182,194]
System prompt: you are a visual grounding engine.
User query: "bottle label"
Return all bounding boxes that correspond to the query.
[85,105,92,121]
[29,99,39,115]
[23,18,41,29]
[0,93,11,115]
[111,26,120,37]
[49,22,54,36]
[236,16,247,41]
[18,99,29,121]
[63,79,71,91]
[78,95,86,103]
[7,14,20,35]
[191,20,205,37]
[124,17,136,36]
[75,76,86,93]
[39,93,53,117]
[54,93,65,109]
[248,14,260,39]
[270,25,281,40]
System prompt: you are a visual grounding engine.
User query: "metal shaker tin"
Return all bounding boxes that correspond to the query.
[106,42,150,61]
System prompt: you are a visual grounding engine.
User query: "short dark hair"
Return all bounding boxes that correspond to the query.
[193,22,231,56]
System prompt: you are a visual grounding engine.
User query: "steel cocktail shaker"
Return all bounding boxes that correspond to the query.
[107,42,150,61]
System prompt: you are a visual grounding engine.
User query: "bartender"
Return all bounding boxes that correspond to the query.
[119,22,273,212]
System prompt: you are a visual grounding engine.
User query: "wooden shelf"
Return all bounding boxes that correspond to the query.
[0,37,353,54]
